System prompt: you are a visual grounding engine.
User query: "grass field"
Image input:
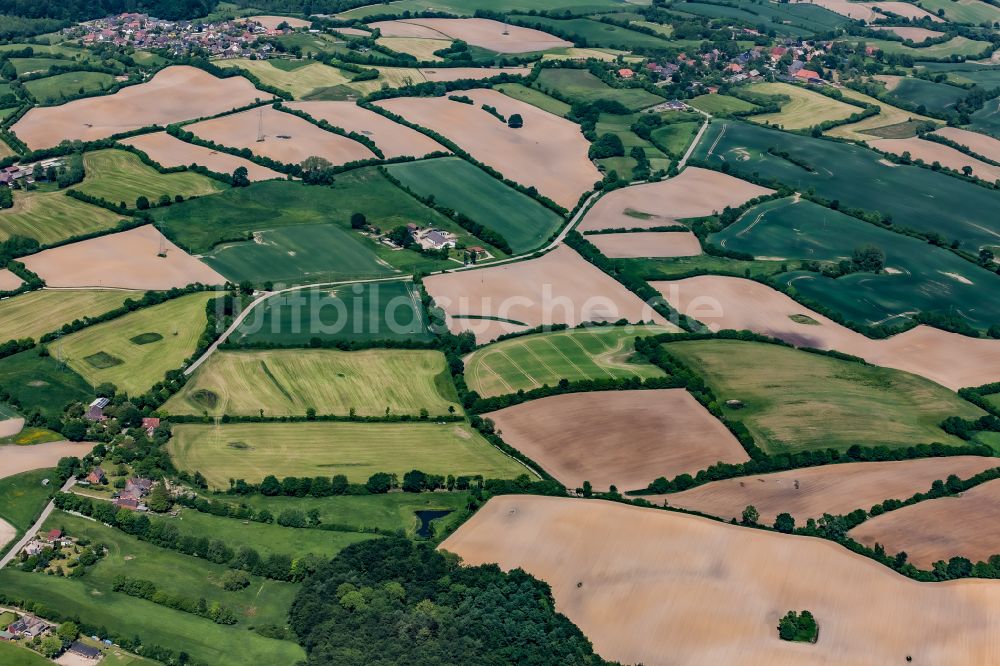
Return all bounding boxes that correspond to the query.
[386,157,564,253]
[827,87,938,141]
[0,570,305,666]
[665,339,983,454]
[649,120,701,158]
[167,421,528,488]
[0,642,50,666]
[711,196,1000,331]
[688,93,758,115]
[0,348,92,420]
[78,149,226,206]
[674,0,848,36]
[0,186,123,245]
[917,0,1000,23]
[49,292,217,396]
[969,96,1000,138]
[163,348,459,417]
[594,111,673,178]
[0,468,54,544]
[465,325,670,397]
[508,15,673,49]
[919,61,1000,88]
[880,76,970,116]
[533,68,662,111]
[0,289,135,344]
[747,82,860,130]
[340,0,633,18]
[854,36,992,59]
[217,58,351,99]
[9,57,66,75]
[495,82,571,116]
[695,119,1000,252]
[24,71,116,103]
[974,430,1000,454]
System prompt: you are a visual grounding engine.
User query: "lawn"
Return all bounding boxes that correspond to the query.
[0,468,54,545]
[0,570,305,666]
[217,58,351,99]
[464,324,670,397]
[747,82,860,130]
[694,119,1000,253]
[852,36,992,59]
[0,186,123,245]
[534,68,663,111]
[0,641,50,666]
[78,149,226,206]
[665,339,984,455]
[163,348,460,417]
[0,348,92,420]
[880,76,970,117]
[24,71,116,103]
[49,292,218,396]
[509,15,674,49]
[495,82,571,116]
[231,280,434,345]
[386,156,565,253]
[167,421,528,488]
[711,196,1000,332]
[0,289,136,344]
[917,0,1000,23]
[688,93,758,115]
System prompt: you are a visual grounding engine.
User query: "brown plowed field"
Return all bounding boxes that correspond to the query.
[286,101,446,158]
[653,275,1000,390]
[654,456,1000,525]
[486,389,747,491]
[420,67,532,82]
[441,495,1000,666]
[873,26,944,41]
[121,132,283,181]
[376,89,600,208]
[0,269,22,291]
[11,66,266,150]
[933,126,1000,162]
[870,136,1000,182]
[0,441,93,479]
[243,15,311,29]
[577,168,772,232]
[369,18,571,53]
[586,231,702,258]
[850,478,1000,568]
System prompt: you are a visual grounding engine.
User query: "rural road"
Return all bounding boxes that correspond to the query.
[0,477,75,570]
[680,107,712,170]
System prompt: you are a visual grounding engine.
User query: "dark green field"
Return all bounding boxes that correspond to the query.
[694,120,1000,252]
[386,157,564,253]
[340,0,633,18]
[882,77,969,116]
[969,97,1000,138]
[919,62,1000,88]
[0,348,91,420]
[673,0,848,36]
[509,15,674,49]
[0,468,54,548]
[534,69,663,111]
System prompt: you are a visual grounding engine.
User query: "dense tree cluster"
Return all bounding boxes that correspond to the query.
[1,0,214,22]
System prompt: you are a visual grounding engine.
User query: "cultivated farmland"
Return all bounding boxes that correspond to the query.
[243,15,311,29]
[487,389,747,491]
[586,231,702,258]
[0,441,92,480]
[441,495,1000,665]
[286,101,446,158]
[78,148,227,203]
[23,71,115,103]
[748,82,859,130]
[0,184,123,245]
[875,136,1000,180]
[163,349,459,417]
[0,349,93,421]
[0,289,133,343]
[826,86,938,141]
[368,18,571,53]
[377,36,448,61]
[419,66,532,81]
[167,421,528,488]
[0,269,21,291]
[877,75,971,116]
[534,68,662,110]
[932,126,1000,162]
[121,131,284,181]
[217,58,352,99]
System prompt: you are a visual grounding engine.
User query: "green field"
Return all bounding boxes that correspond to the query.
[510,15,674,49]
[666,339,984,455]
[0,641,51,666]
[340,0,633,18]
[167,421,528,488]
[0,570,305,666]
[163,348,460,417]
[918,61,1000,88]
[881,77,970,116]
[827,87,939,141]
[217,58,351,99]
[594,111,674,178]
[855,36,992,59]
[49,292,217,396]
[968,96,1000,138]
[674,0,848,36]
[917,0,1000,23]
[0,468,54,546]
[534,68,663,111]
[711,197,1000,331]
[695,119,1000,252]
[9,56,66,75]
[78,149,226,205]
[974,430,1000,454]
[231,280,434,345]
[747,82,859,130]
[24,71,115,103]
[386,157,565,253]
[0,289,135,344]
[495,82,571,117]
[465,324,671,397]
[0,348,92,420]
[688,93,758,115]
[649,120,701,158]
[0,186,123,245]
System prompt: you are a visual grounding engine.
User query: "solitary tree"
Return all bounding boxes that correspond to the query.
[350,212,367,229]
[232,166,250,187]
[741,505,759,525]
[774,512,795,533]
[508,113,523,128]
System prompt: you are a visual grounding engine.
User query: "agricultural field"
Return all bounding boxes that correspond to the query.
[675,0,849,35]
[508,15,673,49]
[163,349,459,417]
[286,101,446,158]
[854,36,990,59]
[0,289,133,344]
[687,93,758,116]
[933,126,1000,162]
[877,75,971,116]
[23,70,115,103]
[826,86,938,141]
[0,268,22,290]
[919,61,1000,88]
[77,149,227,204]
[385,156,564,253]
[48,291,217,396]
[592,111,675,178]
[441,495,1000,665]
[368,18,571,53]
[8,56,67,75]
[969,96,1000,138]
[167,421,528,488]
[871,135,1000,181]
[121,131,284,181]
[0,184,124,245]
[586,231,702,258]
[487,389,747,491]
[663,338,983,454]
[0,468,55,545]
[376,36,448,61]
[339,0,635,18]
[648,119,702,158]
[0,348,93,420]
[0,441,91,479]
[217,58,352,99]
[464,324,670,397]
[746,82,860,130]
[911,0,1000,24]
[533,68,662,111]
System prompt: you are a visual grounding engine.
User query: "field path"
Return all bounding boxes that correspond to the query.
[679,106,711,169]
[0,477,74,569]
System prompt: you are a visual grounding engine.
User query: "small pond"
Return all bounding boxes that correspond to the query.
[415,509,453,538]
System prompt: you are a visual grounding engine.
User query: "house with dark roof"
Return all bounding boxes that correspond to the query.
[86,398,110,421]
[69,641,103,659]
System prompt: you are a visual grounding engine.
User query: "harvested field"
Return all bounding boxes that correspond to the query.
[185,106,375,166]
[873,26,944,41]
[441,495,1000,666]
[376,37,448,61]
[487,389,748,491]
[11,66,267,150]
[0,186,123,245]
[864,1,944,20]
[121,132,282,181]
[423,245,670,344]
[0,289,133,344]
[586,231,702,258]
[656,457,1000,525]
[653,275,1000,390]
[850,478,1000,568]
[376,88,600,208]
[20,225,225,290]
[217,58,352,99]
[244,15,311,29]
[0,416,24,439]
[577,167,772,232]
[870,136,1000,182]
[0,269,22,291]
[748,82,859,130]
[0,441,91,480]
[368,18,571,53]
[933,126,1000,162]
[419,66,532,81]
[285,101,446,158]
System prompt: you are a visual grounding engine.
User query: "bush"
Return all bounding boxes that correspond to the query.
[221,569,251,591]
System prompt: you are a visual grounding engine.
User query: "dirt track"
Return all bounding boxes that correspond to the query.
[121,132,283,181]
[369,18,571,53]
[286,101,446,158]
[586,231,702,258]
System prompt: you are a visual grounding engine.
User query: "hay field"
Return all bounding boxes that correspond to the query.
[850,479,1000,568]
[423,245,670,344]
[465,325,670,396]
[665,338,983,453]
[419,66,532,81]
[657,457,1000,525]
[376,89,600,208]
[11,66,267,150]
[120,132,283,181]
[0,186,123,245]
[577,167,772,232]
[21,225,225,290]
[167,421,528,488]
[0,441,92,480]
[441,495,1000,666]
[369,18,571,53]
[0,289,134,344]
[163,349,460,417]
[286,100,446,158]
[49,291,217,395]
[870,136,1000,182]
[653,275,1000,390]
[826,87,937,141]
[587,231,702,258]
[78,149,227,203]
[932,126,1000,162]
[186,105,375,166]
[488,389,747,491]
[217,58,351,99]
[376,37,447,61]
[0,269,22,291]
[747,82,859,130]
